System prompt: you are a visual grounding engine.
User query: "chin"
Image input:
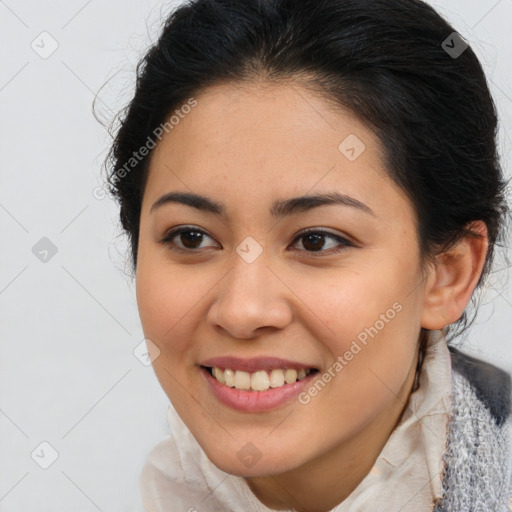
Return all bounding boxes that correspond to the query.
[203,441,303,477]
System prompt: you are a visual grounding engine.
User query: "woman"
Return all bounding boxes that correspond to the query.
[103,0,512,510]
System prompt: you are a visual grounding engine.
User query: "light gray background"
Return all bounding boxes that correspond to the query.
[1,0,511,510]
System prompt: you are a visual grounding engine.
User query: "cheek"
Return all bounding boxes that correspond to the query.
[300,258,422,407]
[135,254,193,350]
[135,251,222,364]
[135,262,198,401]
[296,254,421,342]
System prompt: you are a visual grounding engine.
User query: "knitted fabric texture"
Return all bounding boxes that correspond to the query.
[434,350,512,512]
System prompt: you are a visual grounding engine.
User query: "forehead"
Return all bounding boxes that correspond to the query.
[143,80,413,224]
[151,80,379,161]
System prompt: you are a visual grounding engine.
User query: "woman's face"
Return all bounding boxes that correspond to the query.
[136,80,429,478]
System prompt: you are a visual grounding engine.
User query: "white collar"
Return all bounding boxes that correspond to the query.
[140,329,452,511]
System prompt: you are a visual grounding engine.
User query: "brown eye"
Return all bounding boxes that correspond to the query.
[159,227,218,252]
[177,230,204,249]
[290,229,353,255]
[301,232,326,251]
[158,226,353,256]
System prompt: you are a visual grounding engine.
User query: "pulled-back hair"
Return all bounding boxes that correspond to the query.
[101,0,509,339]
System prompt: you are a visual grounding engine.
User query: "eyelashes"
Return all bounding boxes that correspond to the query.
[289,228,354,255]
[158,225,355,256]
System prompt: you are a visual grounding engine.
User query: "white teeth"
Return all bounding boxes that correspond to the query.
[210,367,312,391]
[212,367,225,384]
[251,371,270,391]
[234,370,251,390]
[284,369,297,384]
[224,369,235,387]
[269,369,285,388]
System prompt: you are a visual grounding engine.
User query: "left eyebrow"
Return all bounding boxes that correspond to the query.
[270,192,375,218]
[150,191,376,218]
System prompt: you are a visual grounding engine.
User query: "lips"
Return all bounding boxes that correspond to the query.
[201,365,318,412]
[199,356,320,411]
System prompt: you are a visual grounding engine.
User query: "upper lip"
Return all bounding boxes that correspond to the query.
[200,356,318,372]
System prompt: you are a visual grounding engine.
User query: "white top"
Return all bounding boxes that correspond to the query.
[139,329,452,511]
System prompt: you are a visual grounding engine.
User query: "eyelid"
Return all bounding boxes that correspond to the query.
[158,225,218,249]
[293,227,354,243]
[289,228,355,255]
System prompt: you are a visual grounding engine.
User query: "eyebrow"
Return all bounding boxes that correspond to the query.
[150,191,375,218]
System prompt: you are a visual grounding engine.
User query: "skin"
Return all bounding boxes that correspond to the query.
[135,80,488,512]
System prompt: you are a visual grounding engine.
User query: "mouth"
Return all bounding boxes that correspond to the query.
[199,358,320,412]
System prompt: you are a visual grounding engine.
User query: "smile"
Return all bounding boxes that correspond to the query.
[207,366,314,391]
[199,360,320,412]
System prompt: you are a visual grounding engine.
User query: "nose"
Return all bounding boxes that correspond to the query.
[207,251,293,340]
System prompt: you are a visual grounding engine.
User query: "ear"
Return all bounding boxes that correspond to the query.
[421,221,489,330]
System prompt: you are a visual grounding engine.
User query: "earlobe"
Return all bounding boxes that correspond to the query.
[421,221,488,330]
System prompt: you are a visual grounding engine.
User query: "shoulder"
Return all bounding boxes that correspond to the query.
[448,345,512,426]
[435,346,512,511]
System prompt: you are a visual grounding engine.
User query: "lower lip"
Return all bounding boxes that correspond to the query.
[200,366,318,412]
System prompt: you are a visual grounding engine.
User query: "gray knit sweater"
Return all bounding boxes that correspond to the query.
[434,346,512,511]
